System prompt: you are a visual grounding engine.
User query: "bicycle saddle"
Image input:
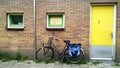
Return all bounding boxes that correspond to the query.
[63,40,70,44]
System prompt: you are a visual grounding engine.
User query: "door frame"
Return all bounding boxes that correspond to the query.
[90,4,117,60]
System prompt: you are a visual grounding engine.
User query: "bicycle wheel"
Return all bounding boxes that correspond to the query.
[36,47,54,61]
[64,48,84,64]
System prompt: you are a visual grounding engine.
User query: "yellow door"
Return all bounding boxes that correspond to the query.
[90,5,115,60]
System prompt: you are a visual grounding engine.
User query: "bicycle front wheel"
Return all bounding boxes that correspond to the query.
[64,49,84,64]
[36,47,54,61]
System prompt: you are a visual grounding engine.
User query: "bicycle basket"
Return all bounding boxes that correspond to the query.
[68,44,81,57]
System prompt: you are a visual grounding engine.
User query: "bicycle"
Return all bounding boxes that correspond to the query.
[36,33,84,64]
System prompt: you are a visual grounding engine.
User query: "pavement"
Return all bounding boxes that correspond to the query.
[0,60,120,68]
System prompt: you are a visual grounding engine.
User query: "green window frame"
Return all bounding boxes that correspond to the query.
[7,13,24,29]
[47,14,65,29]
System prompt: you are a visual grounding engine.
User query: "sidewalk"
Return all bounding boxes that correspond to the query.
[0,60,120,68]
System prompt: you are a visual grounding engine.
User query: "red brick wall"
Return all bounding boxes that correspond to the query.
[0,0,34,58]
[116,0,120,62]
[36,0,90,59]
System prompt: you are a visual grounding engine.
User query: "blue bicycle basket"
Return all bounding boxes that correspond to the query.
[68,44,81,57]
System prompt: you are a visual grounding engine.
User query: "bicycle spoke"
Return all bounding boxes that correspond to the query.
[65,49,84,63]
[36,47,54,61]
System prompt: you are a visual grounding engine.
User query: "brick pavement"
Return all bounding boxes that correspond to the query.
[0,60,120,68]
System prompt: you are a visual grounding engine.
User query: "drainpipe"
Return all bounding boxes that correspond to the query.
[33,0,36,60]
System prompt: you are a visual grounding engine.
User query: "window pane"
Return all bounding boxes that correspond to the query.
[10,15,23,25]
[49,15,63,26]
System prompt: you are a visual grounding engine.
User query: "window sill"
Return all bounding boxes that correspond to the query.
[46,27,65,30]
[7,27,24,30]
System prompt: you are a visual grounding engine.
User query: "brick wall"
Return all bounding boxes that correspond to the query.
[116,0,120,62]
[36,0,90,59]
[0,0,34,58]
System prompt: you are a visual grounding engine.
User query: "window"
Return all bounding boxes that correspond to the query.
[7,13,24,29]
[47,14,65,29]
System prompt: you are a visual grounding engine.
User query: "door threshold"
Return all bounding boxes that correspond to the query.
[90,58,113,60]
[90,58,114,63]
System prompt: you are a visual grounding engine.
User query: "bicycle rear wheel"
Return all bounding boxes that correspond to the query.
[36,47,54,61]
[64,49,84,64]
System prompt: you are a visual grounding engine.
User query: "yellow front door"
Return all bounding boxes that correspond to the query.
[90,5,115,60]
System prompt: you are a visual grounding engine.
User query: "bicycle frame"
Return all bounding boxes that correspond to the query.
[51,42,68,55]
[44,35,69,57]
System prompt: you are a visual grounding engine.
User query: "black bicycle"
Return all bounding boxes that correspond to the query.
[36,33,84,63]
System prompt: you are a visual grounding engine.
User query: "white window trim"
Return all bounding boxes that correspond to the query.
[47,14,65,29]
[7,13,24,29]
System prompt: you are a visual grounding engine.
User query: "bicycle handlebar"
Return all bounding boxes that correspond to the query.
[51,33,70,43]
[50,33,60,41]
[55,38,59,41]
